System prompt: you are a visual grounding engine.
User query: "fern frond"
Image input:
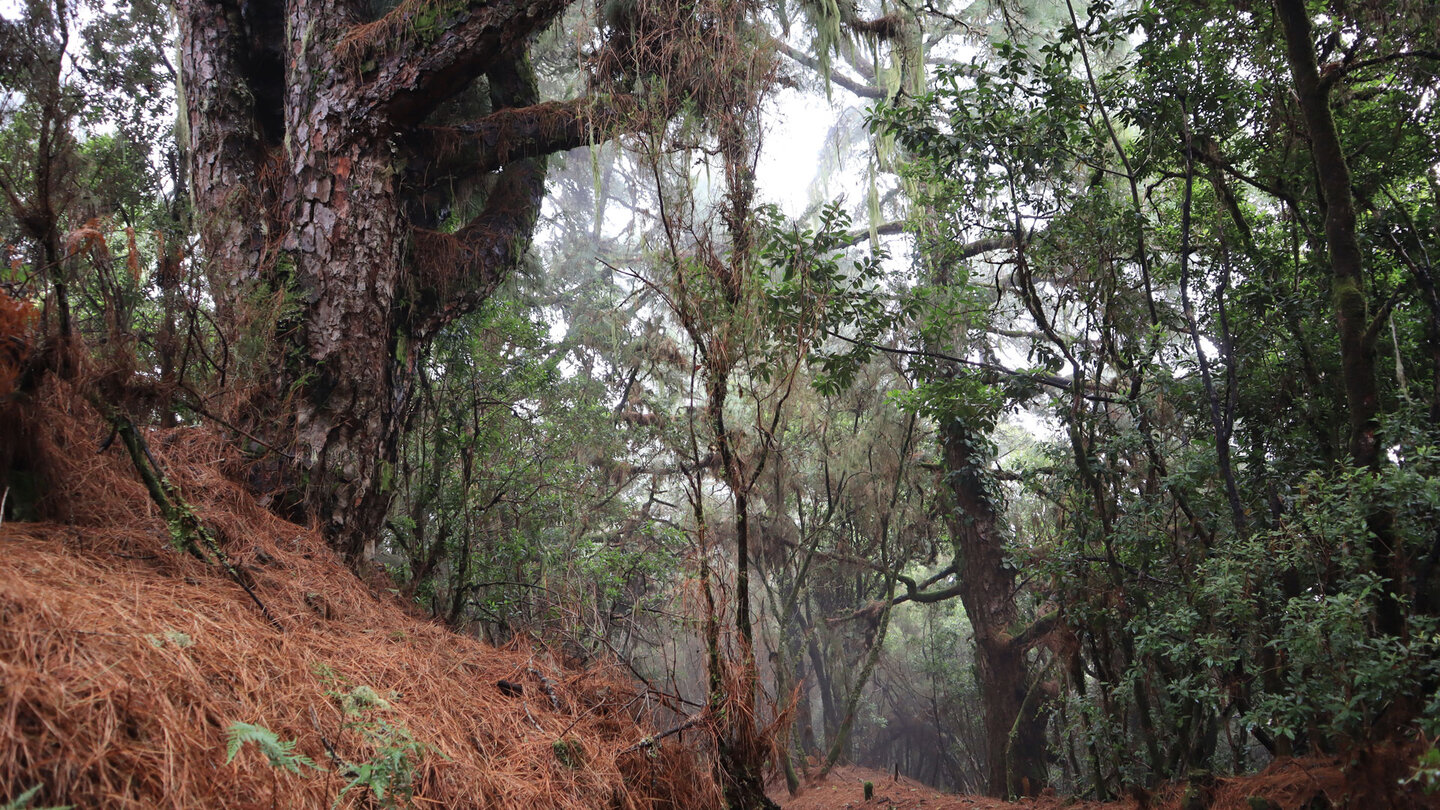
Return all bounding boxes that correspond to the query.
[224,722,322,774]
[1,784,72,810]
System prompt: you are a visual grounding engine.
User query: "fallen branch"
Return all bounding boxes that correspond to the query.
[528,664,563,712]
[102,406,283,632]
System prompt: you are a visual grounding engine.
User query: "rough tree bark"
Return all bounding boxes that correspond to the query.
[939,416,1052,798]
[176,0,626,559]
[912,232,1053,798]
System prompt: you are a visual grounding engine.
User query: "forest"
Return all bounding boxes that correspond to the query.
[1,0,1439,807]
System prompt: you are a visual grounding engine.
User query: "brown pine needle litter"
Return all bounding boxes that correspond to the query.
[0,377,723,809]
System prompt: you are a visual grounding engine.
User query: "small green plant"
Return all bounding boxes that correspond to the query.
[224,722,323,773]
[307,665,444,808]
[337,717,431,808]
[552,736,585,769]
[340,684,392,715]
[1402,741,1440,794]
[863,780,874,800]
[144,629,194,649]
[1,785,71,810]
[332,685,442,809]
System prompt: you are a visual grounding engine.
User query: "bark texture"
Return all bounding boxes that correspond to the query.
[940,417,1050,798]
[177,0,614,559]
[176,0,276,327]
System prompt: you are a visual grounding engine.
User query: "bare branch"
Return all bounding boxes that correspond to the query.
[774,39,884,99]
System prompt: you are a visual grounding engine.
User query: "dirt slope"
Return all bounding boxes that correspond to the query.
[0,379,718,809]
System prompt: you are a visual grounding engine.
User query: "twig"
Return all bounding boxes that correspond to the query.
[309,705,343,767]
[1287,756,1336,807]
[175,390,295,460]
[527,663,562,712]
[556,690,645,740]
[593,635,704,711]
[620,716,705,754]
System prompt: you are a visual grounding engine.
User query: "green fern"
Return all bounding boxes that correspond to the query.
[1,785,71,810]
[224,722,323,774]
[335,716,433,809]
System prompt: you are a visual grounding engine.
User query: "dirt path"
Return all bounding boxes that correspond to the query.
[770,754,1440,810]
[771,765,1122,810]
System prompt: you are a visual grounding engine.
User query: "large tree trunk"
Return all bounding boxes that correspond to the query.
[279,0,407,557]
[177,0,602,560]
[176,0,274,321]
[940,417,1050,798]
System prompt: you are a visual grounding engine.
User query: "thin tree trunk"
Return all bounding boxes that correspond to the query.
[1274,0,1405,638]
[817,576,895,778]
[1177,101,1246,537]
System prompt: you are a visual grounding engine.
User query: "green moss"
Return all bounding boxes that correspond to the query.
[552,737,585,769]
[408,0,472,46]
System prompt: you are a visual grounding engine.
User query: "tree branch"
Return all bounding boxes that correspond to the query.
[1322,49,1440,90]
[842,220,905,245]
[352,0,571,126]
[822,328,1124,402]
[774,40,884,99]
[1008,610,1059,654]
[401,51,557,339]
[407,94,640,194]
[406,156,546,340]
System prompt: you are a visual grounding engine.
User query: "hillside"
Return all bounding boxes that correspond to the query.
[0,378,718,809]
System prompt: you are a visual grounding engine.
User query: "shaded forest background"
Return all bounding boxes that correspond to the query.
[2,0,1440,806]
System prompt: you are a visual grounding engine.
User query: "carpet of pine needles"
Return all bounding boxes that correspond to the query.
[0,376,723,809]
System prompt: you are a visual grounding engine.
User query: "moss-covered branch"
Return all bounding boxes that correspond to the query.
[104,408,282,631]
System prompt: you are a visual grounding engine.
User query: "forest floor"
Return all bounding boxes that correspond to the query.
[0,378,721,809]
[4,380,1439,810]
[773,756,1440,810]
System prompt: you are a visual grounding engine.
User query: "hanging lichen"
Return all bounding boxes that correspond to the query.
[866,157,881,247]
[798,0,847,100]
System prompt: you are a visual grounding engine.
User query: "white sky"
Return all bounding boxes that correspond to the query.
[756,87,845,216]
